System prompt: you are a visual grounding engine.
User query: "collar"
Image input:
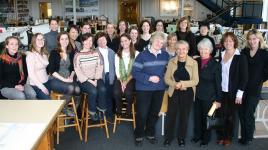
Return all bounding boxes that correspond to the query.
[221,48,240,58]
[148,46,162,55]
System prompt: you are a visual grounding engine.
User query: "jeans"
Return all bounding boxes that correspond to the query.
[32,80,51,100]
[78,79,107,114]
[104,73,114,118]
[0,84,36,100]
[50,78,80,95]
[134,90,164,138]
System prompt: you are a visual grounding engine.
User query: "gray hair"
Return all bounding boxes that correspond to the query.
[150,32,166,44]
[197,38,213,53]
[175,40,189,50]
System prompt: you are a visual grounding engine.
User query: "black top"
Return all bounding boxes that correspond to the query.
[48,50,74,75]
[134,39,144,52]
[139,38,150,52]
[0,52,28,88]
[196,35,217,57]
[175,31,197,56]
[173,61,189,82]
[107,36,120,53]
[219,52,248,100]
[196,57,222,101]
[241,48,268,96]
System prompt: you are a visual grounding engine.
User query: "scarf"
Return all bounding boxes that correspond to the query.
[0,51,25,84]
[119,57,134,81]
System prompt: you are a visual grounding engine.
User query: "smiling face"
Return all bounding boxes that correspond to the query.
[69,28,78,41]
[156,21,164,32]
[50,20,58,32]
[120,36,131,50]
[97,36,107,48]
[129,29,138,41]
[118,21,127,34]
[6,38,19,55]
[35,34,45,50]
[59,34,69,49]
[82,36,93,50]
[142,22,150,34]
[248,34,260,50]
[176,43,189,59]
[223,36,235,51]
[81,24,91,34]
[198,46,211,59]
[168,36,177,47]
[200,26,209,36]
[106,24,115,35]
[179,20,188,31]
[151,38,164,51]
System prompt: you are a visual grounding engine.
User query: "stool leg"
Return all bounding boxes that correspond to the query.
[113,115,117,133]
[132,103,136,129]
[57,116,60,144]
[71,97,83,141]
[81,95,86,129]
[103,113,109,138]
[85,107,89,142]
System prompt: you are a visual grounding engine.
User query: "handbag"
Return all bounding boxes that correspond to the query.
[206,103,223,129]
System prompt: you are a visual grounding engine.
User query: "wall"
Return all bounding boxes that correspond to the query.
[29,0,212,24]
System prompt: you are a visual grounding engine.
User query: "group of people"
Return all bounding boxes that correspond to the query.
[0,16,268,148]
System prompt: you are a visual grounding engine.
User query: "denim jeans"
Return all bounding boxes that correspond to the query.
[104,73,114,118]
[50,78,80,95]
[78,79,107,114]
[32,80,51,100]
[134,90,165,138]
[0,84,36,100]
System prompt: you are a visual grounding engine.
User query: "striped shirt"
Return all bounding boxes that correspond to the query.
[74,51,103,83]
[132,48,169,91]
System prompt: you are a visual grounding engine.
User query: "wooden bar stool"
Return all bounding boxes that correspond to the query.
[81,93,109,142]
[51,91,83,144]
[113,97,136,133]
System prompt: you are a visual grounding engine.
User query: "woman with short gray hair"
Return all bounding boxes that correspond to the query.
[191,38,222,147]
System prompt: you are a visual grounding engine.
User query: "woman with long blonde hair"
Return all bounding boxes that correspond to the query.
[239,29,268,145]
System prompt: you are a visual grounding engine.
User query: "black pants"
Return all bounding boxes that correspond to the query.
[239,93,260,141]
[113,79,135,115]
[134,90,164,138]
[193,98,213,143]
[217,92,238,140]
[165,88,194,140]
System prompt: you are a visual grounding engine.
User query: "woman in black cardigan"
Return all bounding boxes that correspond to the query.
[239,29,268,145]
[217,32,248,146]
[175,16,197,56]
[191,38,222,147]
[48,32,80,100]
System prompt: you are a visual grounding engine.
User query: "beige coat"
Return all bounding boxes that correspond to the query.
[164,55,199,99]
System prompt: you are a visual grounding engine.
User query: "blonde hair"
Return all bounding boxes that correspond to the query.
[246,29,268,49]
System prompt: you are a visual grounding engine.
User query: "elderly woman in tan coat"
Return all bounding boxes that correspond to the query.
[163,40,199,147]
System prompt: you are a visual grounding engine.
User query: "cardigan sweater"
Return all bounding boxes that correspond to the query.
[165,55,199,97]
[96,47,116,85]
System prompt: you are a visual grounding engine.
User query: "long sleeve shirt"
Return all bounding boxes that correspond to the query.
[74,51,103,83]
[26,51,49,90]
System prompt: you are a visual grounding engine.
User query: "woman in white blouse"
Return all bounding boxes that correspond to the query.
[26,33,51,99]
[114,33,139,116]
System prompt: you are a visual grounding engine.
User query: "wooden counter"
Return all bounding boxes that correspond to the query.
[0,100,65,150]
